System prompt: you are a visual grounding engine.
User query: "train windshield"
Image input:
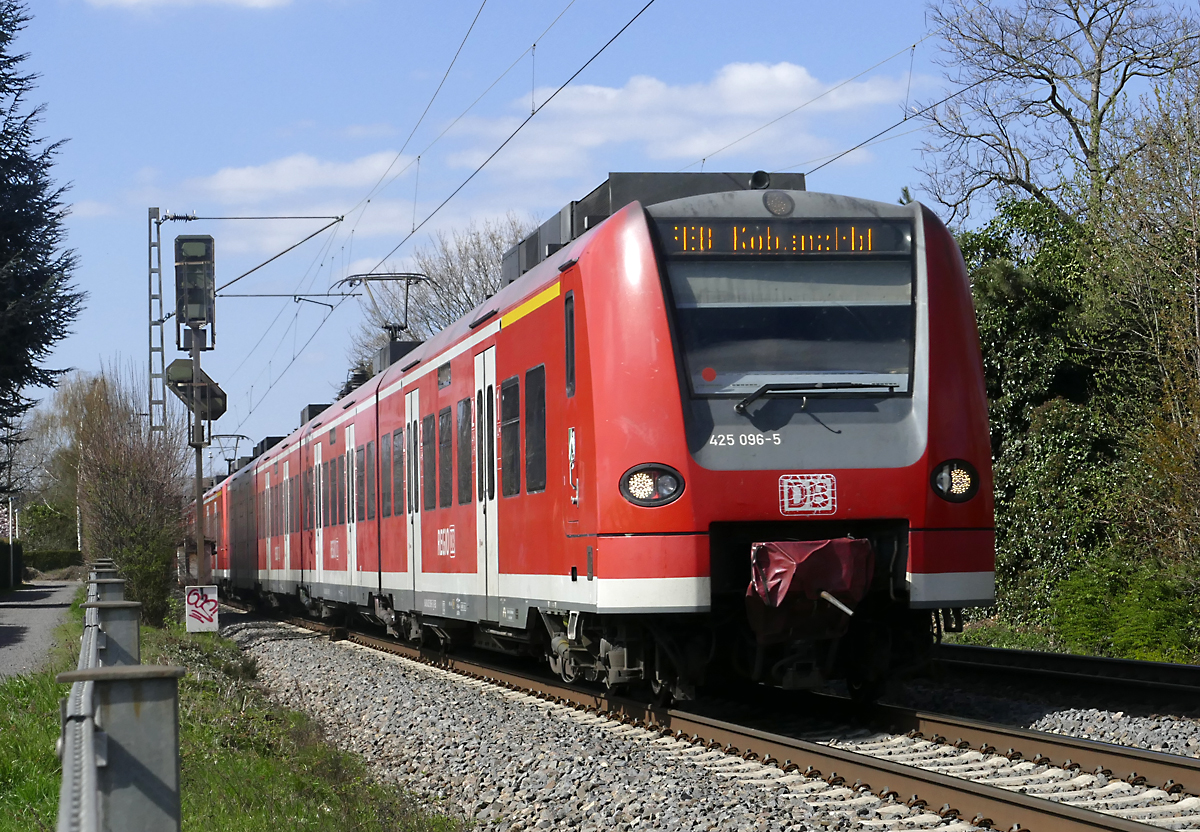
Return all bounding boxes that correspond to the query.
[658,224,915,397]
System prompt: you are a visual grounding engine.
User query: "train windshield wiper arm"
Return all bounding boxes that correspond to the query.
[734,381,899,414]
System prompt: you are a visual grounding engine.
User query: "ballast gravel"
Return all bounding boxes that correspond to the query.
[886,679,1200,760]
[222,616,975,832]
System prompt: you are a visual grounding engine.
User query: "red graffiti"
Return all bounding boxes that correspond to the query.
[186,587,219,624]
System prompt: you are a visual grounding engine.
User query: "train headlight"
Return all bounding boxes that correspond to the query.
[930,459,979,503]
[620,464,685,507]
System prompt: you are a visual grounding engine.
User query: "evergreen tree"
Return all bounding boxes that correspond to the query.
[0,1,83,489]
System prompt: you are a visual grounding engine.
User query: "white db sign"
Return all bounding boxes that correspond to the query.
[185,585,219,632]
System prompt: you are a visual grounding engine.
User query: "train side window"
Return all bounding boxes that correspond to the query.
[366,440,377,520]
[356,446,366,522]
[457,398,472,504]
[422,415,436,511]
[393,428,404,515]
[306,468,313,531]
[292,475,299,533]
[486,385,495,500]
[337,453,347,525]
[500,376,521,497]
[302,470,312,528]
[438,407,453,508]
[320,463,329,528]
[565,292,575,397]
[381,434,392,518]
[476,391,484,501]
[525,365,547,493]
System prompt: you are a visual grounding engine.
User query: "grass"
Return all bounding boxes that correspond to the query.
[0,590,464,832]
[144,624,465,832]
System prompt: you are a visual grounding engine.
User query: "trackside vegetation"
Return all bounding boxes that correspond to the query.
[0,591,462,832]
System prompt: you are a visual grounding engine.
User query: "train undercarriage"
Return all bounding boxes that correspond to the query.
[229,519,954,703]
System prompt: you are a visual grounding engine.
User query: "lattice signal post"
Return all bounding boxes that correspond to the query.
[147,209,166,436]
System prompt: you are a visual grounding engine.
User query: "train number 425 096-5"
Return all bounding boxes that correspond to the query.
[709,432,782,447]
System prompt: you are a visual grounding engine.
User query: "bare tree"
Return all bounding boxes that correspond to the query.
[41,367,190,623]
[348,214,533,369]
[920,0,1199,221]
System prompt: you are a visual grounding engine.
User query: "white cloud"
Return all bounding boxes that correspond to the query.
[69,200,115,218]
[448,61,921,176]
[187,151,410,204]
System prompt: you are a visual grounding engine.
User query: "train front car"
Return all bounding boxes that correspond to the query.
[566,185,993,699]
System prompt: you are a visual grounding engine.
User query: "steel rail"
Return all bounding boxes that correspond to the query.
[226,603,1195,832]
[870,705,1200,798]
[932,644,1200,696]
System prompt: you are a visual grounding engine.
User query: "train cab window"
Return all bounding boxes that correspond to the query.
[656,218,915,397]
[500,377,521,497]
[438,407,453,508]
[564,293,575,397]
[338,453,347,525]
[392,428,404,515]
[356,446,366,522]
[422,415,436,511]
[457,398,472,504]
[525,366,547,493]
[366,440,377,520]
[381,434,392,518]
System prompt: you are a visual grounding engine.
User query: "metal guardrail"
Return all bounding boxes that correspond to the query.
[55,560,185,832]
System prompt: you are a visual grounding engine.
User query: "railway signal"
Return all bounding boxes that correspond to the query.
[165,359,227,421]
[174,235,216,350]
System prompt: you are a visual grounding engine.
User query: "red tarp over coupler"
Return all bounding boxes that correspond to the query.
[745,539,875,642]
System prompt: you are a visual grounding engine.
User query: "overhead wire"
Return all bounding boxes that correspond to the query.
[341,0,582,229]
[677,25,949,172]
[368,0,660,274]
[352,0,490,216]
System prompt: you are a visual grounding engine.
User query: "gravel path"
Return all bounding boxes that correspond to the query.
[223,614,978,832]
[0,580,80,679]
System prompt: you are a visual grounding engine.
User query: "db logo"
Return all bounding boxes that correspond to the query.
[779,474,837,515]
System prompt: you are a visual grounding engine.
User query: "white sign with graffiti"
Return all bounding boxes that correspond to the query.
[185,585,219,632]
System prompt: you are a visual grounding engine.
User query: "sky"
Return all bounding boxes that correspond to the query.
[21,0,954,475]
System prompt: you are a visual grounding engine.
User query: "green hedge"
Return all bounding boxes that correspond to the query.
[0,541,23,590]
[23,549,82,572]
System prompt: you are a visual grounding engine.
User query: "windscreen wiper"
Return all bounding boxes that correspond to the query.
[734,381,900,414]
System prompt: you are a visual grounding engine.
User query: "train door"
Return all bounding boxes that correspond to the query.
[347,422,359,582]
[265,470,278,588]
[314,440,324,587]
[405,389,422,591]
[563,291,581,529]
[474,347,500,621]
[282,460,290,581]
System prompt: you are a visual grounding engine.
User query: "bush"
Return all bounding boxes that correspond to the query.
[24,548,81,572]
[1053,551,1200,662]
[19,503,76,551]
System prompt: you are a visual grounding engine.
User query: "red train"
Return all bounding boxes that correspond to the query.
[205,172,994,699]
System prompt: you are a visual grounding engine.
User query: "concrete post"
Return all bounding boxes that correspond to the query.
[56,665,185,832]
[84,601,142,666]
[89,579,126,602]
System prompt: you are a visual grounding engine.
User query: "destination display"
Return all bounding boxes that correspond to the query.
[656,218,912,256]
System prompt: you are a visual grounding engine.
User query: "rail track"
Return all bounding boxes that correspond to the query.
[220,601,1200,832]
[932,644,1200,699]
